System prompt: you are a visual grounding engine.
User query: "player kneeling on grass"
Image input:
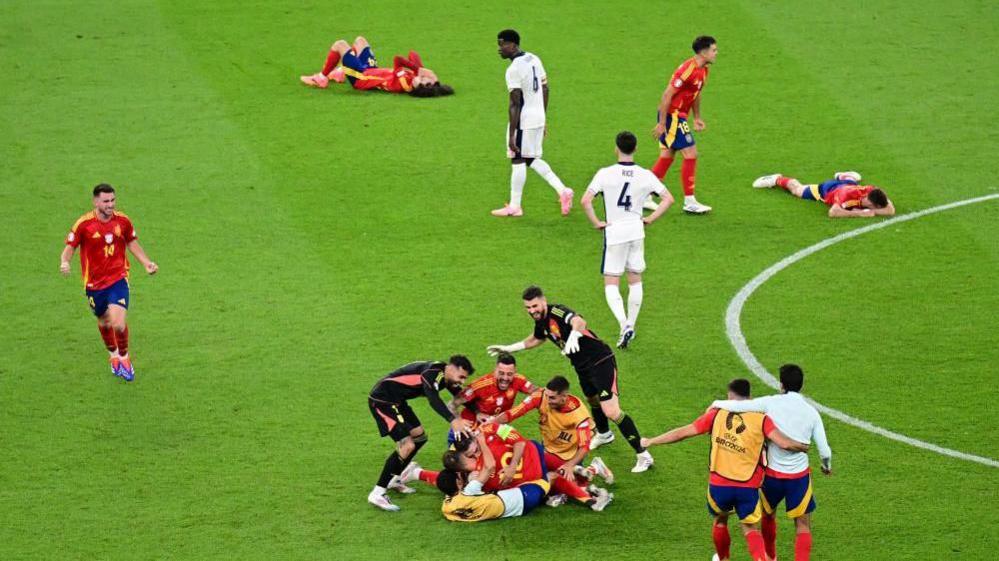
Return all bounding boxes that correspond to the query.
[753,170,895,218]
[300,36,453,97]
[641,378,809,561]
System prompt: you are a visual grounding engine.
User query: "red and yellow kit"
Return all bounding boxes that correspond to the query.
[825,184,874,209]
[351,52,423,93]
[459,372,537,424]
[505,390,593,461]
[667,57,709,118]
[66,211,137,290]
[475,423,545,491]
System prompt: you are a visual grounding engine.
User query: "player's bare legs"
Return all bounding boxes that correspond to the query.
[678,145,710,214]
[301,39,353,88]
[752,173,810,197]
[587,393,654,472]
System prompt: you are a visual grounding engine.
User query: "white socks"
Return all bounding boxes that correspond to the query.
[605,285,628,330]
[529,158,568,195]
[626,282,643,327]
[510,163,527,207]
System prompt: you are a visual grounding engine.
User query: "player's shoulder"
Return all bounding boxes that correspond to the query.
[469,373,496,390]
[549,303,574,318]
[72,211,97,229]
[673,57,697,78]
[561,395,587,415]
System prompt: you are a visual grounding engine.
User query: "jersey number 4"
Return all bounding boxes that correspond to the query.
[617,182,632,210]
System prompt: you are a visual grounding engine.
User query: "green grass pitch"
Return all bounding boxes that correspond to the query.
[1,1,997,559]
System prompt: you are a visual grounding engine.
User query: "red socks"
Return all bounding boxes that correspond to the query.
[418,469,438,486]
[552,475,591,502]
[115,326,129,357]
[745,530,767,561]
[712,523,731,560]
[761,514,777,559]
[651,156,674,179]
[776,175,792,189]
[795,532,812,561]
[98,323,117,353]
[322,50,342,75]
[681,158,697,196]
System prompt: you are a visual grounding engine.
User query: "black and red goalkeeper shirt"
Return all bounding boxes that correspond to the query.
[369,361,461,421]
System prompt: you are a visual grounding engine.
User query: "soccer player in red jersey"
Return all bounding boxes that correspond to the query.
[60,184,158,381]
[650,36,718,214]
[753,170,895,218]
[641,379,808,561]
[300,36,453,97]
[448,353,537,439]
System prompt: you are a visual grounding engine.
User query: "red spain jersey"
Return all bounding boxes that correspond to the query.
[66,211,137,290]
[475,423,544,491]
[667,57,709,118]
[459,372,537,423]
[352,52,423,93]
[692,408,777,488]
[825,185,874,209]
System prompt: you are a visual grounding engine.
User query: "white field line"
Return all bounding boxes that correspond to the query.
[725,193,999,468]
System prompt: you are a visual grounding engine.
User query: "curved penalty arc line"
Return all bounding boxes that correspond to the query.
[725,193,999,468]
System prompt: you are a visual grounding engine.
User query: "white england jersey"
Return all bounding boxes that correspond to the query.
[586,163,666,245]
[505,52,547,129]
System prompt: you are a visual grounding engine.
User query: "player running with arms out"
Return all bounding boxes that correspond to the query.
[753,170,895,218]
[581,131,674,348]
[300,36,453,97]
[642,379,809,561]
[491,29,574,218]
[366,356,474,511]
[447,352,537,443]
[710,365,833,561]
[487,286,655,473]
[650,35,718,214]
[60,184,158,381]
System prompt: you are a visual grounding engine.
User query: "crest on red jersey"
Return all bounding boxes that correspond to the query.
[104,233,114,244]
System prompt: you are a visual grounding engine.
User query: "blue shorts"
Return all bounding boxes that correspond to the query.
[760,473,817,519]
[658,112,695,151]
[801,178,858,202]
[86,277,129,317]
[520,482,547,514]
[706,484,763,524]
[341,47,377,85]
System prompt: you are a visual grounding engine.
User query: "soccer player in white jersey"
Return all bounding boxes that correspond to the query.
[491,29,574,218]
[580,132,674,348]
[710,364,832,561]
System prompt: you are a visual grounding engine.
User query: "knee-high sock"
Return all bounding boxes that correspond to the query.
[626,282,643,328]
[776,175,793,190]
[681,158,697,196]
[761,514,777,559]
[614,413,645,453]
[377,452,405,488]
[510,163,527,207]
[98,323,117,354]
[529,158,567,195]
[591,405,610,434]
[417,468,438,486]
[115,326,129,357]
[794,531,812,561]
[651,156,674,179]
[552,475,591,502]
[322,49,341,75]
[712,523,731,560]
[604,285,628,330]
[745,530,768,561]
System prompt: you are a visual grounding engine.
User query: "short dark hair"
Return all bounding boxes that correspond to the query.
[449,355,474,376]
[522,285,544,300]
[867,188,889,208]
[436,469,461,496]
[496,352,516,366]
[409,83,455,98]
[93,183,115,197]
[442,450,465,472]
[497,29,520,45]
[728,378,751,398]
[616,131,637,155]
[779,364,804,392]
[546,375,570,393]
[692,35,716,53]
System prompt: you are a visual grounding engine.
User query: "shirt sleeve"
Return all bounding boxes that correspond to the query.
[532,319,547,341]
[711,396,773,413]
[648,171,667,196]
[670,64,687,89]
[505,65,521,91]
[462,479,485,496]
[811,413,833,461]
[551,304,576,326]
[422,368,456,421]
[505,390,542,422]
[535,58,547,83]
[123,217,138,242]
[586,171,604,196]
[691,409,717,434]
[66,223,83,248]
[762,415,777,437]
[575,418,592,450]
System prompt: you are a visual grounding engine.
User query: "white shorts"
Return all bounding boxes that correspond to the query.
[506,125,544,159]
[602,238,646,276]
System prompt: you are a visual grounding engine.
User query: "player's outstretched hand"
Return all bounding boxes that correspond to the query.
[640,437,652,449]
[562,330,582,355]
[60,261,71,276]
[450,418,471,440]
[486,345,504,357]
[145,262,159,275]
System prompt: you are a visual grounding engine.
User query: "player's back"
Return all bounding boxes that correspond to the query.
[370,361,438,400]
[505,52,547,129]
[756,393,829,473]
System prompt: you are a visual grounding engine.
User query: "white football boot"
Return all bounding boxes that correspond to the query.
[589,430,616,450]
[834,170,862,182]
[632,450,655,473]
[752,173,781,188]
[589,456,615,485]
[682,197,712,214]
[367,491,401,512]
[587,486,614,512]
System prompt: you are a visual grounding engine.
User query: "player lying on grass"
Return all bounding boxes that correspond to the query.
[436,465,554,522]
[641,378,809,561]
[753,170,895,218]
[300,36,453,96]
[446,352,537,443]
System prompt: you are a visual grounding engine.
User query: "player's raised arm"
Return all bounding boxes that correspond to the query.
[641,421,701,448]
[652,84,678,138]
[126,240,158,274]
[486,334,543,356]
[710,395,774,413]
